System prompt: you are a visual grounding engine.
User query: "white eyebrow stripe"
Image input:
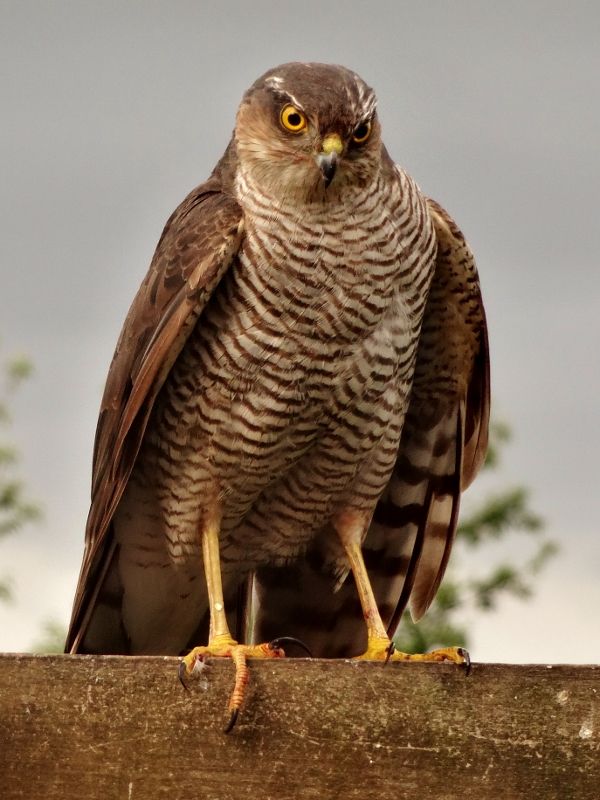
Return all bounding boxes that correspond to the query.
[285,92,304,110]
[354,79,377,118]
[264,76,304,110]
[362,95,377,118]
[265,74,375,117]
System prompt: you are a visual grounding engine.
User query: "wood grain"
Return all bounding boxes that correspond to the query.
[1,655,598,799]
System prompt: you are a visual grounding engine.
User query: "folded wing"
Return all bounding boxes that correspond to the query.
[66,161,243,652]
[369,197,490,633]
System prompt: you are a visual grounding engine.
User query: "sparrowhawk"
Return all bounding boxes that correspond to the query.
[66,62,490,730]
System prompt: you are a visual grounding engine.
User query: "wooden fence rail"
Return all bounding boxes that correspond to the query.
[1,654,598,799]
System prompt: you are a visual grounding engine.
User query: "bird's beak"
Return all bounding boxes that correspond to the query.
[317,133,344,188]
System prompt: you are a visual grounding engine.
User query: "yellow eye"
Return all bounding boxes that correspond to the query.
[352,120,372,144]
[280,104,307,133]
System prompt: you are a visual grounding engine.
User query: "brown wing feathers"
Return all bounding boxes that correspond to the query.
[66,169,243,652]
[381,198,490,630]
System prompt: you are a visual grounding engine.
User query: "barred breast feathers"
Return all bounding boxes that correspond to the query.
[134,158,439,572]
[231,162,437,345]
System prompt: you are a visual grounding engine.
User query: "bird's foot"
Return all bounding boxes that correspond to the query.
[179,634,286,733]
[355,636,470,671]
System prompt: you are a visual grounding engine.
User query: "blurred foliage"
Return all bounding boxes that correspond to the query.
[0,345,65,652]
[394,420,558,652]
[30,618,67,654]
[0,348,41,602]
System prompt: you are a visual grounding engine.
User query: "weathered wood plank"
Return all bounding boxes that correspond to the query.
[0,654,598,799]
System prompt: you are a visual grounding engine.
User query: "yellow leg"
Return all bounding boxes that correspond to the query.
[335,510,468,666]
[201,509,233,643]
[179,508,285,732]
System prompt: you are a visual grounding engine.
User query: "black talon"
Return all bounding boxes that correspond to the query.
[384,641,395,666]
[178,660,191,691]
[224,708,239,734]
[268,636,313,658]
[458,647,472,676]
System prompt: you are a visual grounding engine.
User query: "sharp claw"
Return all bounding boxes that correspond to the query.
[224,708,239,734]
[180,641,283,732]
[178,660,191,691]
[384,641,395,666]
[268,636,313,658]
[458,647,472,676]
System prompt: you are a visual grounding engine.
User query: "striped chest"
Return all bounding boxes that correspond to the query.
[144,165,437,535]
[189,167,435,400]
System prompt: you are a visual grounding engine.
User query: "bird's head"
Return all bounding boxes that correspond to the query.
[234,62,382,202]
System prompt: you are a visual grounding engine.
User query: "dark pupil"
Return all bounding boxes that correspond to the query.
[287,112,302,127]
[354,124,368,140]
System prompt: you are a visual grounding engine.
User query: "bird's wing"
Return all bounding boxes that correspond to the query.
[368,197,490,631]
[66,164,243,652]
[246,198,489,656]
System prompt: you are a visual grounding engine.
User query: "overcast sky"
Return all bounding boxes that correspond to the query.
[1,1,599,662]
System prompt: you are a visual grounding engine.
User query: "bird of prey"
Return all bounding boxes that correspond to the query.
[66,62,489,731]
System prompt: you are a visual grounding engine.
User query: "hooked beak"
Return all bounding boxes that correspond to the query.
[317,133,344,188]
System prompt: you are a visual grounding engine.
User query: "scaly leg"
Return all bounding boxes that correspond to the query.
[334,510,468,666]
[179,508,285,732]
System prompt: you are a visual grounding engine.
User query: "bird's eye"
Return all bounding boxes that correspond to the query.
[280,105,307,133]
[352,120,372,144]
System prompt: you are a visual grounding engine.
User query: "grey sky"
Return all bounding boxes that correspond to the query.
[1,1,599,660]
